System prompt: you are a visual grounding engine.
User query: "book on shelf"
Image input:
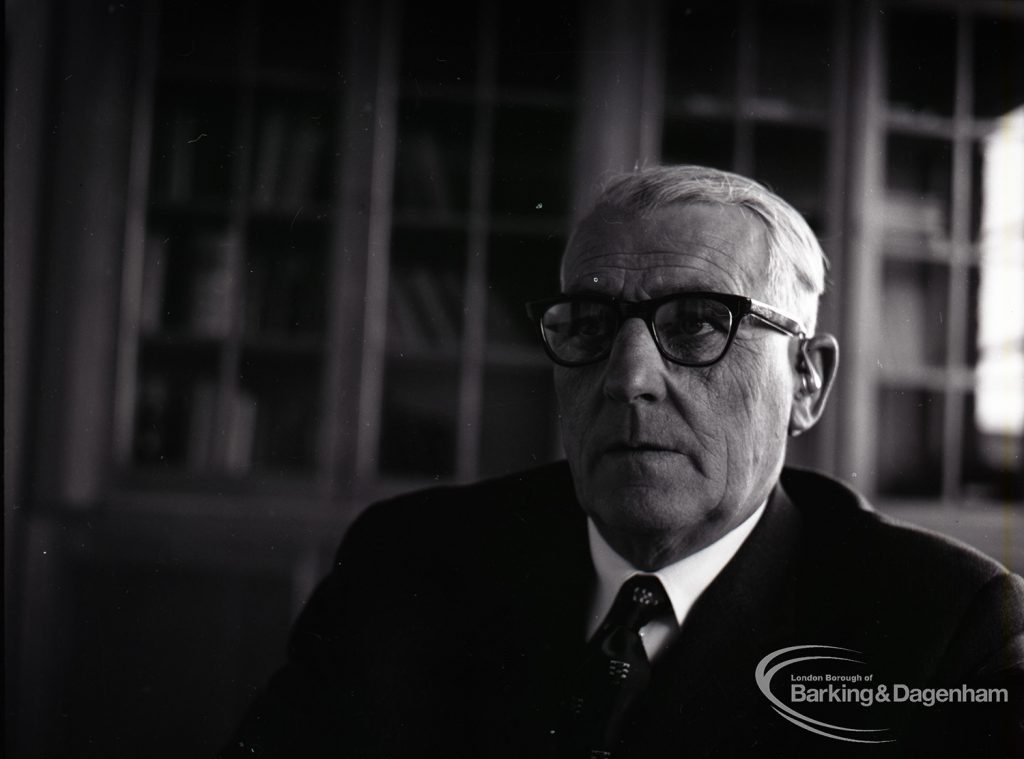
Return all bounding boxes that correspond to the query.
[397,131,455,212]
[252,108,288,209]
[243,255,269,333]
[281,118,326,208]
[187,379,219,471]
[387,274,422,349]
[166,104,198,202]
[140,234,168,333]
[133,374,170,464]
[407,265,461,348]
[225,388,258,475]
[189,231,235,337]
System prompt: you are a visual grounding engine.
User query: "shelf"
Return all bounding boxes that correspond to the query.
[148,198,235,220]
[881,234,956,263]
[241,334,324,357]
[740,98,829,127]
[392,210,473,231]
[663,97,734,121]
[384,343,462,364]
[878,366,975,392]
[885,109,957,139]
[247,205,334,225]
[486,343,550,368]
[139,331,226,353]
[488,214,568,237]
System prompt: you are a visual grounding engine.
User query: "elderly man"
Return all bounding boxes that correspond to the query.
[224,166,1023,758]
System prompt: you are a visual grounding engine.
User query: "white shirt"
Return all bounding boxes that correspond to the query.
[586,501,767,660]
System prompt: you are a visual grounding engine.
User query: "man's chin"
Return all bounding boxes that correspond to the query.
[587,485,707,540]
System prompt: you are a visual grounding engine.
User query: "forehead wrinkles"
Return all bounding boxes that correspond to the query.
[563,209,768,292]
[565,249,752,294]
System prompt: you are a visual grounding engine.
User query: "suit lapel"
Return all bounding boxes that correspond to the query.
[466,466,594,757]
[622,484,807,757]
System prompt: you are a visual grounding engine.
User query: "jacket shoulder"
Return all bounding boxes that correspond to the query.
[780,466,1013,586]
[337,460,580,563]
[780,467,1023,676]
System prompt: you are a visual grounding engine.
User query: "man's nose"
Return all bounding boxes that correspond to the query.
[603,318,668,404]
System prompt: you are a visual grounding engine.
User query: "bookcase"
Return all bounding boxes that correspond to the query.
[846,0,1023,510]
[367,0,576,485]
[114,0,581,512]
[117,0,345,491]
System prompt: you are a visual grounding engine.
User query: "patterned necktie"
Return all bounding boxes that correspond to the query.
[563,574,671,758]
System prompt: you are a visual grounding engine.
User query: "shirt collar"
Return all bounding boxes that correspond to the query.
[586,499,767,637]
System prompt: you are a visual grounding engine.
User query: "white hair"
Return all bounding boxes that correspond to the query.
[566,165,828,332]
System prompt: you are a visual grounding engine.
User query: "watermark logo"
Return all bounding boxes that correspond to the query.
[755,644,894,744]
[755,645,1010,744]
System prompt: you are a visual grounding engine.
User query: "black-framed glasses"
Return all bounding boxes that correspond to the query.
[524,291,807,368]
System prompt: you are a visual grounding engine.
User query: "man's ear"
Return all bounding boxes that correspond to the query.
[789,333,839,437]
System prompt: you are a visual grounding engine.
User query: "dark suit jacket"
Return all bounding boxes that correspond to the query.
[223,463,1024,758]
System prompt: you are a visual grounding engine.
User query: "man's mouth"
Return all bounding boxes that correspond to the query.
[604,441,679,456]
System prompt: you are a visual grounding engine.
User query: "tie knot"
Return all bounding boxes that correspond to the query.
[605,575,670,633]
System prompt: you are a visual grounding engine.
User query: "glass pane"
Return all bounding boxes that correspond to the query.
[387,229,466,354]
[133,345,220,470]
[753,0,832,110]
[884,134,953,246]
[661,117,734,170]
[886,9,957,117]
[752,124,827,232]
[961,393,1024,502]
[256,0,343,73]
[876,387,945,498]
[664,0,739,103]
[250,93,335,210]
[970,109,1024,499]
[879,260,949,370]
[158,0,242,71]
[496,0,580,93]
[239,352,322,473]
[244,219,328,337]
[400,1,479,88]
[157,222,237,338]
[150,87,237,204]
[379,361,459,477]
[487,231,563,346]
[480,367,557,477]
[490,107,573,218]
[394,101,475,214]
[972,17,1024,119]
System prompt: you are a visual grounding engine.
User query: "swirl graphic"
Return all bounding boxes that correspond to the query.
[754,644,894,744]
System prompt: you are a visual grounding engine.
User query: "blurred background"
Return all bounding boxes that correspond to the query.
[5,0,1023,755]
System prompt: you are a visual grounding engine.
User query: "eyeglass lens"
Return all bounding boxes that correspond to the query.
[540,296,735,365]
